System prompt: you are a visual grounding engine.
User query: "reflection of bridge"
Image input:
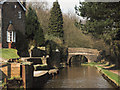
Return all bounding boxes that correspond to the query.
[67,48,99,64]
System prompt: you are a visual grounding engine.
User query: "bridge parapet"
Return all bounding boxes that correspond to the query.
[67,48,99,64]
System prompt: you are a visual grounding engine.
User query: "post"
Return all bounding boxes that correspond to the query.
[8,42,11,49]
[21,62,34,88]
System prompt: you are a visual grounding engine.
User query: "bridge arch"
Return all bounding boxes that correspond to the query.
[67,48,99,64]
[68,55,88,64]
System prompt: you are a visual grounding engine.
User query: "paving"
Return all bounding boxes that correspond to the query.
[0,57,7,62]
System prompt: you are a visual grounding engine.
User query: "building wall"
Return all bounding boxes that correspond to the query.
[0,5,2,48]
[2,2,25,48]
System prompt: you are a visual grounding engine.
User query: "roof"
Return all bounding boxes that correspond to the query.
[0,0,26,11]
[7,23,15,31]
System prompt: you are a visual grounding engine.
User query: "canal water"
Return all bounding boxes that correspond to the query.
[43,63,114,88]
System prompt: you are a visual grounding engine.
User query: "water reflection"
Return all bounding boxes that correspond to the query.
[43,63,114,88]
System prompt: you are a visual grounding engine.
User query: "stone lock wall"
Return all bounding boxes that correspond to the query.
[0,63,21,83]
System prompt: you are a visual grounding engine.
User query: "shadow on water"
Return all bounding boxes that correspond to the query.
[42,62,114,88]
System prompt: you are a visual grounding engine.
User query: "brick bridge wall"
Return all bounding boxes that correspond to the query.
[67,48,99,64]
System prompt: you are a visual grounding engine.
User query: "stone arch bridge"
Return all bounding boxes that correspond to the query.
[67,48,99,64]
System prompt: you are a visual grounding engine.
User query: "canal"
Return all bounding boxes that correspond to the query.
[43,62,114,88]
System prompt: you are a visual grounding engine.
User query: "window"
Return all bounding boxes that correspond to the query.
[9,20,12,24]
[7,31,10,42]
[14,5,17,8]
[10,32,12,41]
[7,31,16,42]
[18,11,22,19]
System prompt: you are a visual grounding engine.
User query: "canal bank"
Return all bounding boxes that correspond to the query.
[82,62,120,88]
[96,66,120,88]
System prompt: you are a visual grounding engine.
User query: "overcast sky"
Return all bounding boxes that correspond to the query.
[45,0,80,14]
[28,0,83,14]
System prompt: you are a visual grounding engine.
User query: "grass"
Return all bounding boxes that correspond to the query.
[102,69,120,86]
[8,76,22,81]
[82,62,120,87]
[81,62,101,66]
[0,48,19,60]
[0,82,7,88]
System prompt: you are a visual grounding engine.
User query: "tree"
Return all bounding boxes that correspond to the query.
[26,6,44,46]
[75,2,120,66]
[28,1,50,34]
[75,2,120,43]
[48,1,64,38]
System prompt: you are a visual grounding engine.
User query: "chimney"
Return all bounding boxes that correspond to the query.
[23,0,26,8]
[20,0,26,7]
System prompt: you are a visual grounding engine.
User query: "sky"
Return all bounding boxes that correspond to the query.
[45,0,80,14]
[27,0,85,20]
[28,0,83,14]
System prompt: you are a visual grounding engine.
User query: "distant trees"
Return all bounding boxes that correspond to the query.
[25,6,44,47]
[48,1,64,38]
[75,2,120,66]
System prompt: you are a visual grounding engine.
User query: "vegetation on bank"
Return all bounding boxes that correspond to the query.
[0,49,19,60]
[82,62,120,87]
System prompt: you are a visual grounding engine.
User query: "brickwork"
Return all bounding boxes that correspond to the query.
[0,43,2,48]
[0,7,2,44]
[0,64,8,83]
[10,63,20,77]
[0,63,21,83]
[22,64,34,88]
[22,65,25,88]
[0,64,8,75]
[1,1,25,48]
[0,63,34,88]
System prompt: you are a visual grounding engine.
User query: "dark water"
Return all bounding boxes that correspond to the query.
[43,63,114,88]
